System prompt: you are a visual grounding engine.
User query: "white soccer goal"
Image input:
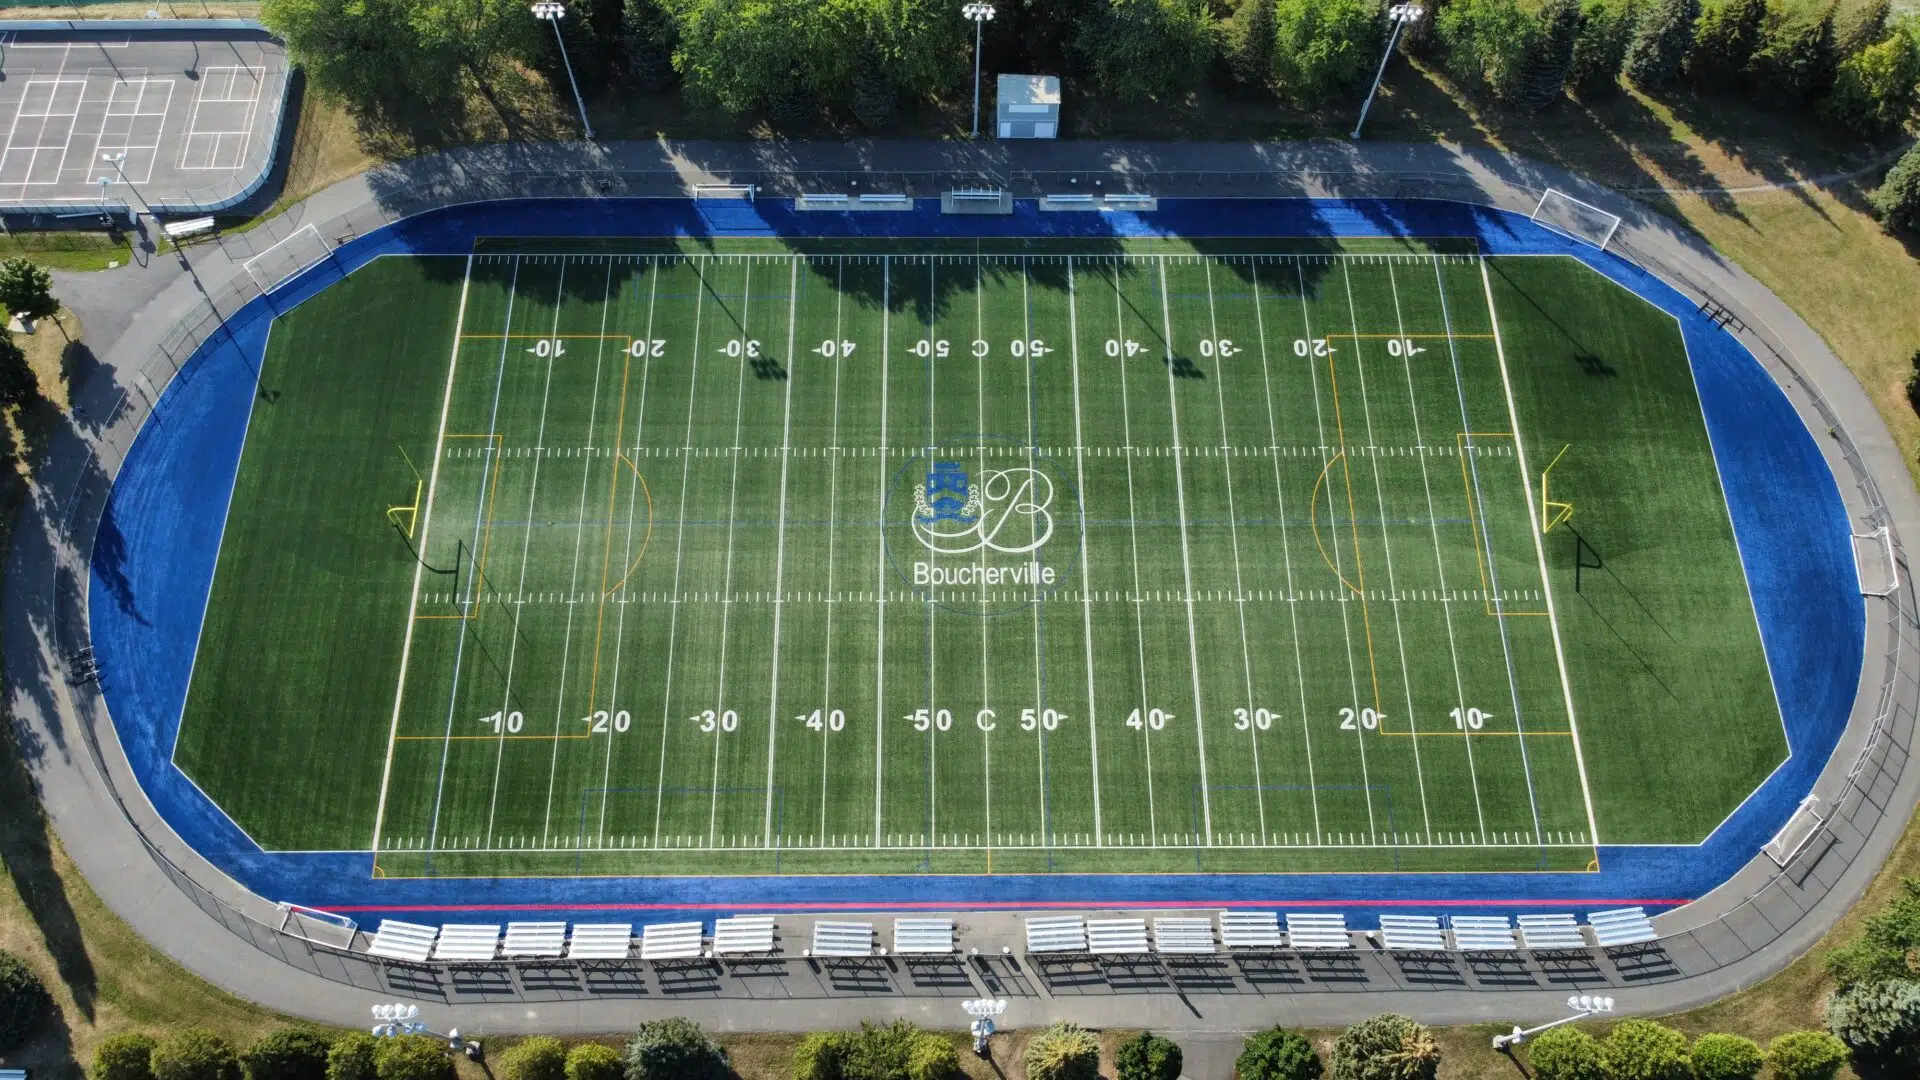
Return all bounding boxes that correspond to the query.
[1856,525,1901,597]
[1530,188,1623,252]
[276,902,359,948]
[242,222,333,293]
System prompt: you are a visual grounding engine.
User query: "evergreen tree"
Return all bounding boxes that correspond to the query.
[1623,0,1700,86]
[1821,22,1920,133]
[1514,0,1583,110]
[852,50,898,129]
[1271,0,1383,104]
[1232,0,1277,90]
[1748,1,1839,105]
[622,0,677,89]
[1073,0,1218,102]
[1686,0,1766,88]
[1568,0,1638,96]
[1437,0,1542,99]
[1837,0,1891,57]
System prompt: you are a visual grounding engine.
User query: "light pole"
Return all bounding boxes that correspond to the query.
[99,152,146,224]
[1350,3,1423,140]
[532,2,595,142]
[962,998,1006,1055]
[1492,995,1617,1051]
[370,1003,483,1059]
[962,2,995,138]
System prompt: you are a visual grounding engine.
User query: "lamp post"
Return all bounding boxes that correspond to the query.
[962,2,995,138]
[1350,3,1423,140]
[371,1003,483,1059]
[1492,995,1617,1051]
[962,999,1006,1056]
[99,152,147,224]
[531,2,595,142]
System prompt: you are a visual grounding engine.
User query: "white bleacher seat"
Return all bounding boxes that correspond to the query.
[431,923,501,961]
[638,921,703,960]
[566,923,634,960]
[1087,918,1151,955]
[1518,914,1588,950]
[366,920,438,963]
[810,921,876,957]
[2,1068,29,1080]
[1152,917,1216,954]
[1449,915,1517,951]
[1284,913,1352,949]
[892,917,955,955]
[1378,915,1447,951]
[1025,914,1088,953]
[712,915,777,955]
[1219,911,1285,949]
[1587,907,1658,947]
[501,922,567,958]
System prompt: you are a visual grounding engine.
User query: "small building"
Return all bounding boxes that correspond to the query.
[996,74,1060,139]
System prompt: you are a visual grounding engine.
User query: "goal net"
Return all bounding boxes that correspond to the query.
[276,902,359,949]
[1530,188,1623,252]
[242,222,333,293]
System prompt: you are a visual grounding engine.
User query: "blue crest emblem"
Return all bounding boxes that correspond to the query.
[914,460,979,525]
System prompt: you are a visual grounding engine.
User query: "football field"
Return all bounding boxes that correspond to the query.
[174,237,1788,878]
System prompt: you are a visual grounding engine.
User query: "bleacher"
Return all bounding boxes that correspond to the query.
[1151,917,1216,954]
[1377,915,1447,951]
[1283,913,1352,950]
[1218,910,1285,950]
[1587,907,1658,947]
[712,915,777,956]
[1449,915,1518,951]
[1086,918,1151,955]
[567,924,634,960]
[1025,915,1088,953]
[501,922,567,959]
[431,924,501,962]
[809,921,877,957]
[638,921,702,960]
[892,918,956,955]
[1518,914,1588,950]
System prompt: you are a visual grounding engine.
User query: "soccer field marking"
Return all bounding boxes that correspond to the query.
[1477,256,1603,850]
[762,256,801,845]
[1065,258,1104,844]
[1154,256,1214,844]
[707,259,755,847]
[1109,263,1159,843]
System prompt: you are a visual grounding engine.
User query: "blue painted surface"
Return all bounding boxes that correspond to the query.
[89,197,1865,925]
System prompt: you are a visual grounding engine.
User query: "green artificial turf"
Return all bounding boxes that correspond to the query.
[171,241,1784,874]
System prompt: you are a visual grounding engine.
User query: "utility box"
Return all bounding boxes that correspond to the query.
[996,74,1060,139]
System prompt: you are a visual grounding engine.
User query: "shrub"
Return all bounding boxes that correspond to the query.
[244,1031,333,1080]
[153,1030,244,1080]
[1024,1021,1100,1080]
[792,1032,849,1080]
[1624,0,1700,85]
[1907,350,1920,414]
[96,1034,162,1080]
[1329,1014,1438,1080]
[1598,1019,1689,1080]
[0,256,59,324]
[1689,1033,1763,1080]
[1568,0,1639,96]
[624,1018,728,1080]
[326,1034,378,1080]
[0,949,50,1052]
[564,1043,623,1080]
[1685,0,1766,87]
[1764,1031,1850,1080]
[1829,878,1920,986]
[371,1038,452,1080]
[1522,1026,1603,1080]
[1820,23,1920,134]
[1823,977,1920,1060]
[1115,1031,1182,1080]
[499,1037,567,1080]
[1235,1027,1323,1080]
[903,1034,958,1080]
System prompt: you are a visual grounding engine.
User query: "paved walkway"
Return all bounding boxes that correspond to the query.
[7,140,1918,1063]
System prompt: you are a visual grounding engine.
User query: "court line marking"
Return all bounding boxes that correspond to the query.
[762,255,800,844]
[3,75,83,187]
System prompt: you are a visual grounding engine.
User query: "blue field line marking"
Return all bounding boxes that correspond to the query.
[88,196,1862,922]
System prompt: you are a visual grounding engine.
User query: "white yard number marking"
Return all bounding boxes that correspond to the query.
[1385,338,1425,357]
[1196,338,1239,358]
[629,339,668,357]
[1104,338,1146,358]
[480,710,524,733]
[1233,707,1277,731]
[1293,338,1334,358]
[906,708,954,732]
[1450,707,1491,730]
[584,709,632,733]
[799,708,847,732]
[529,339,567,358]
[912,339,950,359]
[691,709,739,733]
[722,339,761,358]
[1021,708,1065,732]
[1126,707,1172,731]
[813,340,856,358]
[1008,338,1050,358]
[1339,707,1383,731]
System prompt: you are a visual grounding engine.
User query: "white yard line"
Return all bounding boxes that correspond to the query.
[1113,259,1158,842]
[1154,255,1213,844]
[924,258,940,849]
[873,256,891,847]
[1021,257,1047,843]
[819,257,846,842]
[1341,261,1432,842]
[1065,258,1103,843]
[976,256,993,846]
[1251,261,1321,844]
[651,258,708,848]
[762,255,801,845]
[370,251,476,852]
[1477,256,1601,847]
[707,258,755,845]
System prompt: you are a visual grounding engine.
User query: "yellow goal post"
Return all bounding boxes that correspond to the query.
[1541,444,1574,534]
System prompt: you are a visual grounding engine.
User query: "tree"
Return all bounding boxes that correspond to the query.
[1598,1019,1690,1080]
[1689,1034,1763,1080]
[1437,0,1542,99]
[1231,0,1277,88]
[261,0,464,116]
[152,1030,244,1080]
[623,1018,728,1080]
[1876,141,1920,231]
[499,1037,567,1080]
[1568,0,1639,96]
[0,950,49,1052]
[1115,1031,1182,1080]
[1073,0,1219,102]
[1837,0,1892,57]
[1270,0,1383,105]
[325,1034,378,1080]
[1823,977,1920,1061]
[1513,0,1584,109]
[1023,1021,1100,1080]
[96,1035,162,1080]
[1623,0,1700,85]
[1747,1,1839,105]
[1522,1026,1603,1080]
[0,256,58,325]
[1235,1028,1323,1080]
[669,0,838,115]
[1820,23,1920,134]
[1907,349,1920,414]
[371,1037,453,1080]
[621,0,679,89]
[1686,0,1766,87]
[564,1043,623,1080]
[793,1032,849,1080]
[1828,878,1920,987]
[1763,1031,1849,1080]
[1329,1014,1438,1080]
[244,1030,333,1080]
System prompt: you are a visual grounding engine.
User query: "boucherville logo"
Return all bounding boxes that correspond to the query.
[885,436,1078,616]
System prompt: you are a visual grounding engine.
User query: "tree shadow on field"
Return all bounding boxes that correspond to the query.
[2,704,99,1023]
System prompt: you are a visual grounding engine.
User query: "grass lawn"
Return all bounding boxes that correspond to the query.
[0,232,132,274]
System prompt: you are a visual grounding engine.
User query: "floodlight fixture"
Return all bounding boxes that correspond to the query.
[1350,3,1424,140]
[1493,993,1619,1050]
[962,3,996,139]
[532,2,596,142]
